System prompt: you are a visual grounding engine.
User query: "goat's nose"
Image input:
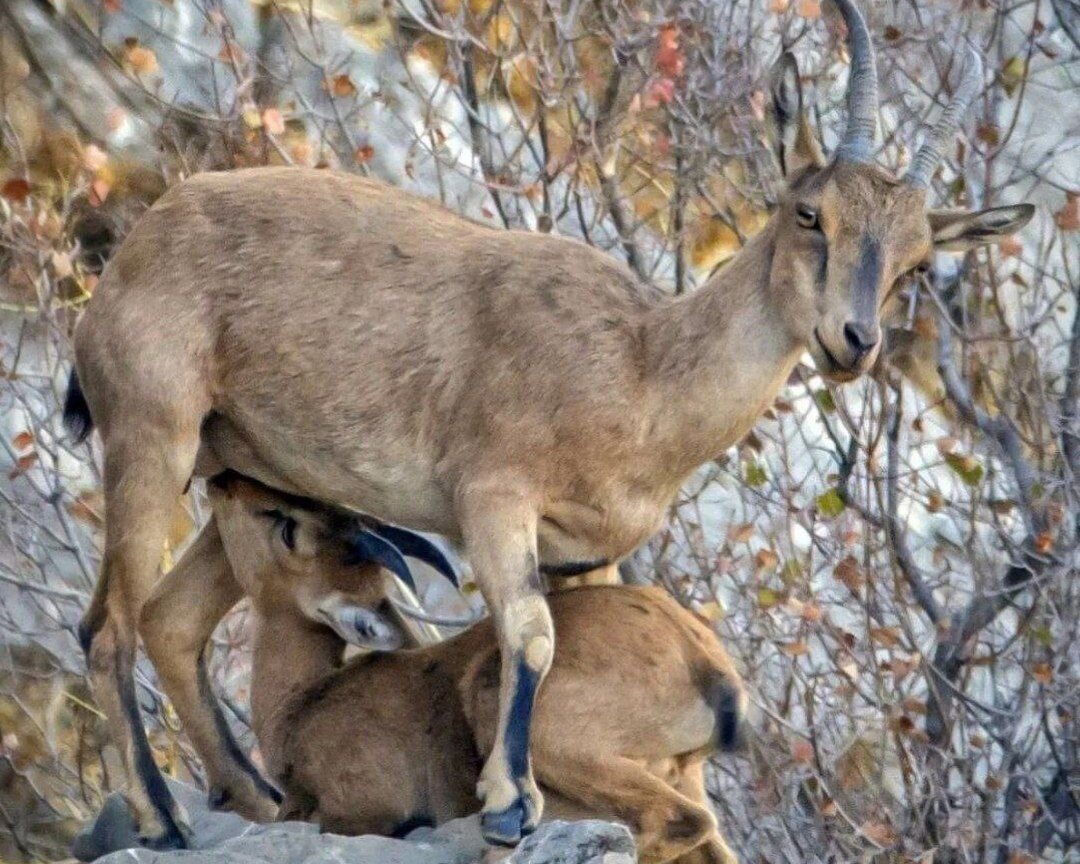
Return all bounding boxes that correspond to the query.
[843,321,880,359]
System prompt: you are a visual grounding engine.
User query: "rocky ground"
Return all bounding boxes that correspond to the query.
[72,781,636,864]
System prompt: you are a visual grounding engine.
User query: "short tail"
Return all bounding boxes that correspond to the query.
[710,675,746,753]
[63,369,95,444]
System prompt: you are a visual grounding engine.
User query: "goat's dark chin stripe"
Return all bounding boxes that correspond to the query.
[539,559,611,578]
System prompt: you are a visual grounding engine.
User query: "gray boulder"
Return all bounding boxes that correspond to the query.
[76,781,636,864]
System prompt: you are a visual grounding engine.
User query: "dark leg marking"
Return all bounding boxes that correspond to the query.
[481,653,540,846]
[196,650,283,804]
[116,650,189,848]
[524,552,544,593]
[505,653,538,781]
[77,604,106,656]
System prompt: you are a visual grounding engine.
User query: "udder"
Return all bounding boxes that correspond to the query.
[539,493,668,566]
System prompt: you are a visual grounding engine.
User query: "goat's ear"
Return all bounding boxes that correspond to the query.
[768,52,824,179]
[929,204,1035,251]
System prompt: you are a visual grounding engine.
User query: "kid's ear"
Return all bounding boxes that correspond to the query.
[308,591,407,652]
[928,204,1036,251]
[768,52,825,178]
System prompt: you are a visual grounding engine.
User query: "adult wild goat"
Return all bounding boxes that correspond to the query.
[152,472,745,864]
[64,0,1033,845]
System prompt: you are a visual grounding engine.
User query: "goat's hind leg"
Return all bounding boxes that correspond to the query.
[670,758,737,864]
[458,481,553,846]
[79,423,202,848]
[142,518,281,822]
[532,747,717,864]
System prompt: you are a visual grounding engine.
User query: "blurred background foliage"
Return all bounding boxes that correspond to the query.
[0,0,1077,861]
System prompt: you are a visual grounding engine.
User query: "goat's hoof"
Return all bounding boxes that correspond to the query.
[140,823,189,851]
[207,785,231,811]
[481,797,536,846]
[139,809,192,851]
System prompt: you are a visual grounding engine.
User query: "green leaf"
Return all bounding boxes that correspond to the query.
[816,488,846,518]
[999,56,1027,97]
[781,559,804,586]
[757,587,782,608]
[813,389,836,413]
[944,452,984,486]
[745,462,768,487]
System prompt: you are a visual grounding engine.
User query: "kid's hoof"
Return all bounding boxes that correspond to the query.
[481,798,535,846]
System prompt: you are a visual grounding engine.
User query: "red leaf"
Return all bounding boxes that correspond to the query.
[218,43,246,65]
[655,24,684,78]
[327,73,357,98]
[727,522,754,544]
[645,77,676,107]
[12,431,33,450]
[2,178,31,203]
[860,820,898,846]
[998,235,1023,258]
[8,453,38,479]
[791,739,814,764]
[833,555,863,591]
[754,548,779,571]
[1054,192,1079,232]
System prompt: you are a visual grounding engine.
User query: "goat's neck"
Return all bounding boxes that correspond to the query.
[250,613,344,768]
[642,224,801,473]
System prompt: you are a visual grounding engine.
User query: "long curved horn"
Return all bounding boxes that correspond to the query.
[348,529,418,594]
[905,44,984,188]
[829,0,879,162]
[371,523,461,587]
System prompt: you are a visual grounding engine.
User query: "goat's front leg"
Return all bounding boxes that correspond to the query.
[141,520,281,822]
[458,481,552,846]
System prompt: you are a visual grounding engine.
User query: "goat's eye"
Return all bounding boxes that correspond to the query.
[795,205,819,230]
[261,509,299,550]
[912,262,931,278]
[278,516,298,551]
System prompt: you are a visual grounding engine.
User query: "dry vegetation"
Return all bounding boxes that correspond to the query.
[0,0,1077,861]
